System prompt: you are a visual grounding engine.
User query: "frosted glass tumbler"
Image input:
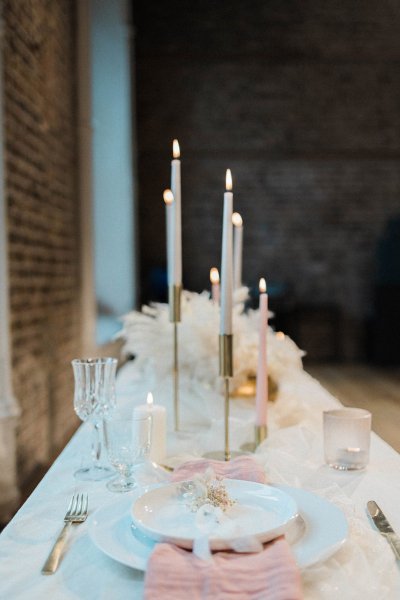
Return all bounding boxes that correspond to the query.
[323,408,371,470]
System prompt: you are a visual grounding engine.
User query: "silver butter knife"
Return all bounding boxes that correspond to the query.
[367,500,400,560]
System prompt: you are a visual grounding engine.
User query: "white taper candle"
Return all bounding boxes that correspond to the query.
[171,139,182,286]
[220,169,233,335]
[232,212,243,289]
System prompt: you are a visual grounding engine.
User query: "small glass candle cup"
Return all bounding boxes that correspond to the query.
[323,408,371,470]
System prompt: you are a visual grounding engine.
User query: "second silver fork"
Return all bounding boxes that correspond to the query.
[42,493,89,575]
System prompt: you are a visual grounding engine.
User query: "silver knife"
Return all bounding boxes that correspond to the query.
[367,500,400,560]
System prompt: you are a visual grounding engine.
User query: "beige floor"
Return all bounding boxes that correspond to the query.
[307,364,400,452]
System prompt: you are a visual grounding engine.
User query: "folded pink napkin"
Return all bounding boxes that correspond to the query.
[144,457,303,600]
[171,455,267,485]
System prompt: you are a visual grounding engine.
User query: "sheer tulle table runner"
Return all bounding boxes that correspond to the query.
[0,366,399,599]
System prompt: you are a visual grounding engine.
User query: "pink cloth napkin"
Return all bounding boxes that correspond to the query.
[144,457,303,600]
[170,455,267,485]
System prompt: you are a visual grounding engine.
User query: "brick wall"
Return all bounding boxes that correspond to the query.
[3,0,81,482]
[134,1,400,359]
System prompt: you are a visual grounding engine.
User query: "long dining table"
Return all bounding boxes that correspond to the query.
[1,362,400,599]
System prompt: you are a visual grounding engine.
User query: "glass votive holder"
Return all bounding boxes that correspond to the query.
[323,408,371,470]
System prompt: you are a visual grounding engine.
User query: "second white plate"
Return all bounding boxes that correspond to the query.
[87,484,348,570]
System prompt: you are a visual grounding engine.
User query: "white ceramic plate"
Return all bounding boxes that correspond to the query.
[131,480,298,550]
[87,485,348,570]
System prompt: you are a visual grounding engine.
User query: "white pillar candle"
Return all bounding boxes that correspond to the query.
[163,189,174,286]
[255,278,268,426]
[133,392,167,464]
[170,139,182,286]
[232,212,243,289]
[220,169,233,335]
[210,267,220,304]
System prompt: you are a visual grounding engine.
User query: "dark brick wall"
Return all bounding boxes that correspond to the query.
[134,0,400,359]
[3,0,80,481]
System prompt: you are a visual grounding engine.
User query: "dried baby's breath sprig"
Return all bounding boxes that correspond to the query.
[188,469,236,512]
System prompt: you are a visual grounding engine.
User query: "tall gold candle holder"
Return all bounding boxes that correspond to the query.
[220,334,233,461]
[169,284,181,431]
[204,333,243,461]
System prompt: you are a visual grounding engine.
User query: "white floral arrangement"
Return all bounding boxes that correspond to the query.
[117,288,304,393]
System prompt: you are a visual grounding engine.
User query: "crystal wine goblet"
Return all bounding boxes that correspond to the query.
[104,412,152,492]
[72,357,117,481]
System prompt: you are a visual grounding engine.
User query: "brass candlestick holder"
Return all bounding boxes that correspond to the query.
[204,333,243,462]
[220,334,233,461]
[169,284,181,431]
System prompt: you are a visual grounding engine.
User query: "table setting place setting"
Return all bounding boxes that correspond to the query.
[2,141,400,600]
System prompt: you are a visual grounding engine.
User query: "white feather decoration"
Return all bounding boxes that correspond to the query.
[117,288,305,392]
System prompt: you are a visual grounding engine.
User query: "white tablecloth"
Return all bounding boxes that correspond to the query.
[1,364,400,599]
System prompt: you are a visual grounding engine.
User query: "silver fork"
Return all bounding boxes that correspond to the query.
[42,493,89,575]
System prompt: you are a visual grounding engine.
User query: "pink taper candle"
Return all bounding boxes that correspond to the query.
[255,278,268,426]
[170,140,182,286]
[163,189,174,286]
[210,267,220,304]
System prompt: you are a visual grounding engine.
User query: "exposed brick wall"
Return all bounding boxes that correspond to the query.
[3,0,81,482]
[134,1,400,359]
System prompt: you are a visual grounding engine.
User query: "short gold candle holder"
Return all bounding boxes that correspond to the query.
[169,285,182,431]
[241,424,268,453]
[255,424,267,445]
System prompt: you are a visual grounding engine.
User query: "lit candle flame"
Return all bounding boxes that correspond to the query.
[163,189,174,205]
[225,169,232,191]
[210,267,220,284]
[276,331,285,341]
[146,392,154,406]
[232,212,242,227]
[172,139,180,159]
[259,278,267,293]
